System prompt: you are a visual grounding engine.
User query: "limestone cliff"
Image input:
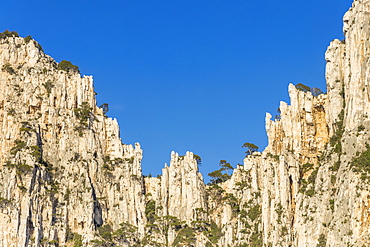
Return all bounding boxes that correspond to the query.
[2,0,370,246]
[0,35,146,246]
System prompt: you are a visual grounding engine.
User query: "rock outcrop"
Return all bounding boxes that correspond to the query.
[2,0,370,246]
[0,35,146,246]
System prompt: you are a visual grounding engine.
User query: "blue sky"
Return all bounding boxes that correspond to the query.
[1,0,353,181]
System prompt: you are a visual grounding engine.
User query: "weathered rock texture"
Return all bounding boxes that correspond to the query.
[2,0,370,246]
[0,35,146,246]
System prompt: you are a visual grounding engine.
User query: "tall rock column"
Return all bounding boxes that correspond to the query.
[159,151,207,223]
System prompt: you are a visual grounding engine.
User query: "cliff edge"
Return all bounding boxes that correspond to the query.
[1,0,370,246]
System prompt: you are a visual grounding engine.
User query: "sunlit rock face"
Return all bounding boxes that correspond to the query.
[259,0,370,246]
[2,0,370,246]
[0,35,146,246]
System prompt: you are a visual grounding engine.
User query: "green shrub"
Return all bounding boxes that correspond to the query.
[74,102,92,136]
[296,83,311,92]
[64,188,71,201]
[57,60,79,73]
[206,183,225,202]
[24,35,32,43]
[242,142,259,156]
[305,168,318,196]
[275,203,283,223]
[299,167,318,196]
[329,110,344,154]
[329,199,335,212]
[330,175,336,184]
[74,102,92,127]
[307,168,318,184]
[317,233,327,247]
[330,161,340,172]
[13,84,23,96]
[306,189,315,197]
[34,41,44,52]
[42,80,54,96]
[7,108,16,116]
[225,193,239,215]
[173,226,196,246]
[208,160,233,184]
[72,233,83,247]
[0,197,11,208]
[267,153,279,161]
[145,200,156,223]
[49,239,59,244]
[97,224,113,242]
[46,180,60,195]
[301,163,314,174]
[99,103,109,116]
[351,144,370,181]
[30,145,42,161]
[295,83,324,97]
[16,164,33,174]
[2,63,15,74]
[250,231,263,247]
[125,156,135,164]
[204,221,223,244]
[113,222,138,242]
[193,154,201,165]
[18,185,27,192]
[358,125,365,132]
[20,127,35,132]
[299,179,308,193]
[235,180,251,190]
[102,163,113,171]
[10,140,26,155]
[0,30,19,39]
[248,205,261,222]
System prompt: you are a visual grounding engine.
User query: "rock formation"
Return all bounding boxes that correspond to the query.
[0,35,146,246]
[2,0,370,246]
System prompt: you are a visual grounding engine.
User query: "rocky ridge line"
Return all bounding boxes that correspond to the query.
[1,0,370,246]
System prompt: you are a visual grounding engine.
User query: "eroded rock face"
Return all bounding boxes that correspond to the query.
[265,83,329,160]
[143,152,208,246]
[252,0,370,246]
[158,151,207,223]
[0,36,146,246]
[3,0,370,246]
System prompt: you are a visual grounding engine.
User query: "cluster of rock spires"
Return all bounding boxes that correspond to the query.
[1,0,370,246]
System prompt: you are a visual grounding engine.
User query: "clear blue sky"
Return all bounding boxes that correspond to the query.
[1,0,353,181]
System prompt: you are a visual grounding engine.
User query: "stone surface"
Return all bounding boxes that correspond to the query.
[2,0,370,246]
[0,36,146,246]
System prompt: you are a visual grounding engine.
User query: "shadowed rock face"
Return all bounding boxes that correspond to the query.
[2,0,370,246]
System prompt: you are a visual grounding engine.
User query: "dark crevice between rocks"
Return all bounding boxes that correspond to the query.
[86,167,103,227]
